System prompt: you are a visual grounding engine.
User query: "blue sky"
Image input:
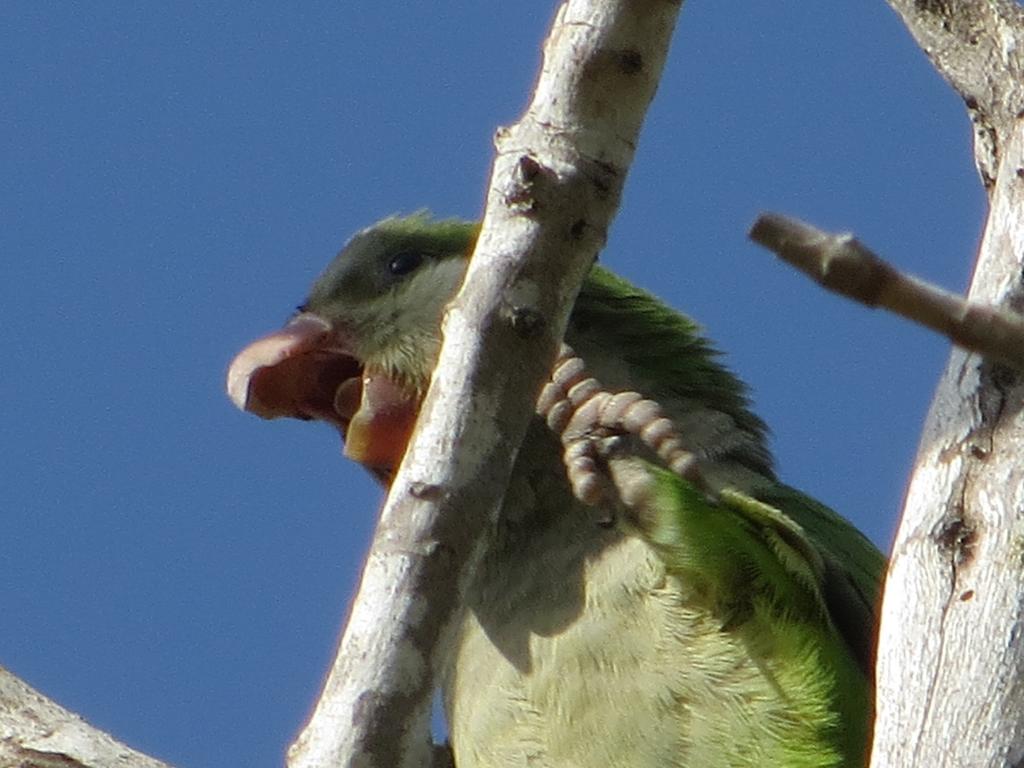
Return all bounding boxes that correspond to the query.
[2,3,983,766]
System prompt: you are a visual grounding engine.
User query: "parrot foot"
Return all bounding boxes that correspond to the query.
[537,343,711,523]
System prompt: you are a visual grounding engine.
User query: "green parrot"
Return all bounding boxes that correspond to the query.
[227,214,884,768]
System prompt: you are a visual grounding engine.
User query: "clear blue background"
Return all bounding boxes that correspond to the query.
[2,2,983,766]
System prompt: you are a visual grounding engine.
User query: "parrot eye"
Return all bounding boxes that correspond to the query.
[387,251,425,277]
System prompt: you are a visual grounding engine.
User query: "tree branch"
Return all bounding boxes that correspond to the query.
[885,0,1024,187]
[286,2,683,767]
[870,6,1024,766]
[0,666,176,768]
[749,212,1024,371]
[869,113,1024,768]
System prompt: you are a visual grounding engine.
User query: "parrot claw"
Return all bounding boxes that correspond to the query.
[539,343,709,522]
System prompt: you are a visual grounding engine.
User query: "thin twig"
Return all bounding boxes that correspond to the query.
[749,212,1024,371]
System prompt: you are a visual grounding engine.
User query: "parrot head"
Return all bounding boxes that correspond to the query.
[227,214,479,475]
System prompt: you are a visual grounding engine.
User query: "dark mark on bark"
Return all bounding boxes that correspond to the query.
[410,482,444,501]
[506,305,546,339]
[933,512,978,567]
[617,49,643,75]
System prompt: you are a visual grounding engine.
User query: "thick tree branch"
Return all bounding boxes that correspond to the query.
[885,0,1024,187]
[286,2,683,767]
[870,114,1024,768]
[0,666,176,768]
[749,213,1024,371]
[869,6,1024,768]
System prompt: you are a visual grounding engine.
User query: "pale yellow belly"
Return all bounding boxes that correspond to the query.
[443,534,793,768]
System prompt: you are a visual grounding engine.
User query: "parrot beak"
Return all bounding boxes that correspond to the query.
[227,313,419,477]
[227,313,359,422]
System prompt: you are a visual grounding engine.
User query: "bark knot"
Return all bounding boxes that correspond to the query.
[932,513,978,567]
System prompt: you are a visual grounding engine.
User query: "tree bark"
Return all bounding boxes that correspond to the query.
[885,0,1024,188]
[0,666,176,768]
[872,3,1024,765]
[748,213,1024,372]
[286,2,683,767]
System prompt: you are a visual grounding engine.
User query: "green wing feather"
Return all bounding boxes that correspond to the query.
[618,460,876,767]
[571,266,774,476]
[755,484,885,675]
